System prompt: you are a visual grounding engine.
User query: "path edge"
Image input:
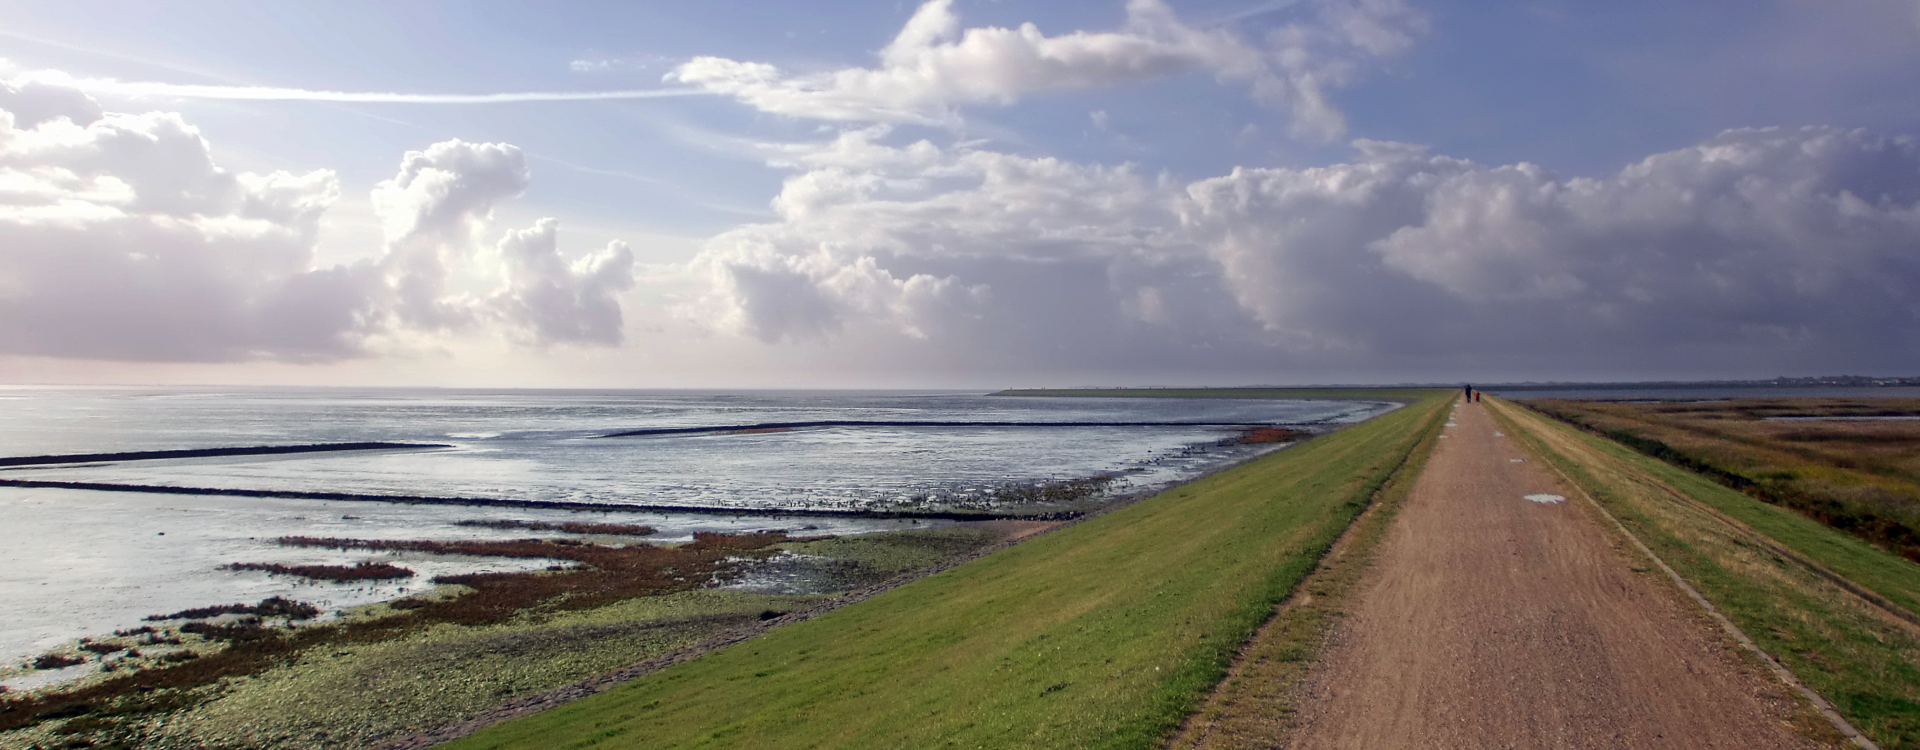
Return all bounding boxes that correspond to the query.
[1160,395,1451,749]
[1491,399,1881,750]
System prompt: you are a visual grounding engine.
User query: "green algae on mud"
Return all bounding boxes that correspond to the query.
[0,524,1030,749]
[0,591,832,750]
[443,395,1450,750]
[0,532,796,740]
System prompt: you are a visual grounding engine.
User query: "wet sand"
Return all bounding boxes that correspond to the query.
[1284,399,1827,749]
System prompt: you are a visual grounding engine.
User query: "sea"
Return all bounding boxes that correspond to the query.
[0,386,1393,686]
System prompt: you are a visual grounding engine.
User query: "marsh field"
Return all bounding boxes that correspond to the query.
[1524,397,1920,561]
[1497,397,1920,747]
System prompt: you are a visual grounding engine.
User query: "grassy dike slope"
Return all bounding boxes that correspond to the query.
[1490,398,1920,748]
[448,395,1449,750]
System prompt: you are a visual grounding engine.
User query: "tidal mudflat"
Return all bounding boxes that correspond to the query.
[0,486,941,687]
[0,388,1392,744]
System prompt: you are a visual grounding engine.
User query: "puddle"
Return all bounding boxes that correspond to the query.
[716,551,875,595]
[1524,494,1566,504]
[1445,422,1458,427]
[1493,432,1505,437]
[1,662,94,692]
[1510,458,1526,462]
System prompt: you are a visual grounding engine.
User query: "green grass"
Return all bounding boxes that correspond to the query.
[989,388,1445,401]
[1492,399,1920,748]
[1523,398,1920,562]
[1513,401,1920,621]
[782,527,1002,575]
[1167,393,1446,748]
[445,396,1450,750]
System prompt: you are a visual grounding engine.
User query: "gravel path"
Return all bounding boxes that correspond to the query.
[1283,398,1831,749]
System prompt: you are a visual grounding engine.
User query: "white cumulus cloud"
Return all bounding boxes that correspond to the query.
[491,219,635,347]
[0,78,639,362]
[681,128,1251,367]
[678,126,1920,379]
[668,0,1423,138]
[1184,127,1920,366]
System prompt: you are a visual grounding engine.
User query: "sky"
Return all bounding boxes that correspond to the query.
[0,0,1917,388]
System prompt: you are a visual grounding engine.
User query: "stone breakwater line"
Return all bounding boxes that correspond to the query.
[598,420,1313,438]
[0,442,450,467]
[0,477,1082,522]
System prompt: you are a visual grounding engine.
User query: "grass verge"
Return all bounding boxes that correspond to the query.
[1522,398,1920,563]
[443,395,1450,750]
[1489,398,1920,749]
[1165,392,1446,748]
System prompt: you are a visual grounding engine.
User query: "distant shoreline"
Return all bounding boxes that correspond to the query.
[990,387,1435,400]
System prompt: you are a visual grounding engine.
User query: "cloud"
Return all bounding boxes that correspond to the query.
[681,126,1920,379]
[12,69,705,104]
[668,0,1423,138]
[0,79,102,128]
[6,70,1916,382]
[570,54,677,74]
[0,78,638,362]
[682,128,1250,365]
[1185,127,1920,366]
[0,92,360,361]
[491,219,636,346]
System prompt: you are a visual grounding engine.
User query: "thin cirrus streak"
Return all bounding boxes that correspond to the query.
[16,73,710,103]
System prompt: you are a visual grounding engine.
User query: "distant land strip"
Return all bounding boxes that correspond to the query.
[990,387,1439,400]
[599,420,1304,438]
[0,477,1080,521]
[0,442,451,468]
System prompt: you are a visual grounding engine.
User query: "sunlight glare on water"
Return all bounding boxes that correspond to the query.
[0,387,1395,671]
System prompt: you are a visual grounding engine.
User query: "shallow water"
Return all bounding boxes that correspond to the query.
[0,486,938,679]
[0,388,1384,509]
[0,387,1394,679]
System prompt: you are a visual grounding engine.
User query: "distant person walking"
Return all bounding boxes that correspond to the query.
[1464,384,1473,402]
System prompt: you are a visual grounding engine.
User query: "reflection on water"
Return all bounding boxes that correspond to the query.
[0,487,939,677]
[0,388,1395,677]
[0,388,1389,511]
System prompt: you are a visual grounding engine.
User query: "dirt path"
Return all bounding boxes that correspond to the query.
[1281,399,1830,749]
